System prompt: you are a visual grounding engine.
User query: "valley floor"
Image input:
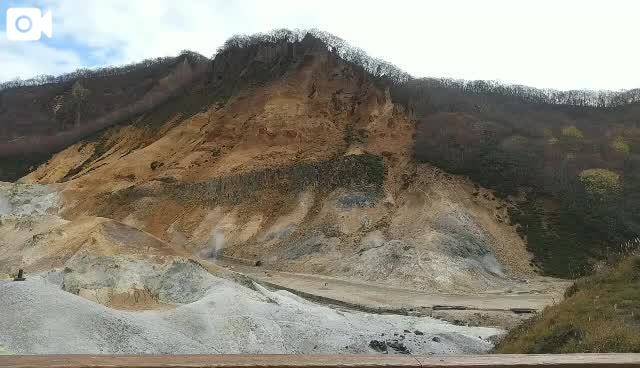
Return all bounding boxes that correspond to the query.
[215,259,569,329]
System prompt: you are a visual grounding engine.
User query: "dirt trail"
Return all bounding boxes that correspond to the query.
[214,259,569,327]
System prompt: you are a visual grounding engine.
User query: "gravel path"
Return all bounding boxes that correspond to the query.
[221,261,566,312]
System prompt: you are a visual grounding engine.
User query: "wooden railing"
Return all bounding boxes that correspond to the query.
[1,354,639,368]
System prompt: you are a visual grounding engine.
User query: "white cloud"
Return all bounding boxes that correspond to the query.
[41,0,318,65]
[0,32,83,81]
[4,0,640,90]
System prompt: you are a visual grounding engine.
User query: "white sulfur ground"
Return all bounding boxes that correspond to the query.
[0,274,502,355]
[0,182,59,217]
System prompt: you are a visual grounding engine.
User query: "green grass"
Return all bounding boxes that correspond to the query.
[495,255,640,353]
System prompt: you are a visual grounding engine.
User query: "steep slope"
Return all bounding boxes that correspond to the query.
[18,36,557,295]
[0,53,210,181]
[496,253,640,353]
[403,81,640,277]
[4,30,639,281]
[0,182,177,274]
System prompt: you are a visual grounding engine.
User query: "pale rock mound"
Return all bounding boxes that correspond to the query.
[0,274,501,355]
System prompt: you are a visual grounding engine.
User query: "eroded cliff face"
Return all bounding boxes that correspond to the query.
[12,40,544,294]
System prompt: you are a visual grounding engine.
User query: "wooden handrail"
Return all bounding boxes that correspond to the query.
[1,354,639,368]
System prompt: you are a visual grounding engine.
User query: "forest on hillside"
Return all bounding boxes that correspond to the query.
[396,79,640,277]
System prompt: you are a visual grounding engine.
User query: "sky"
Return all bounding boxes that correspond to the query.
[1,0,639,90]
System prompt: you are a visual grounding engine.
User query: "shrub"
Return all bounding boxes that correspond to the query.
[611,136,631,155]
[578,168,621,199]
[561,126,584,140]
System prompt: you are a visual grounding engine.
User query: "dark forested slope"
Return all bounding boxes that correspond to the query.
[393,80,640,277]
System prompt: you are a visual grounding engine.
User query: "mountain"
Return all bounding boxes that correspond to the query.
[10,32,547,291]
[0,29,637,354]
[3,31,639,278]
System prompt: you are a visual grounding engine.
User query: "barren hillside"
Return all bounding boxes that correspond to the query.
[16,36,552,293]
